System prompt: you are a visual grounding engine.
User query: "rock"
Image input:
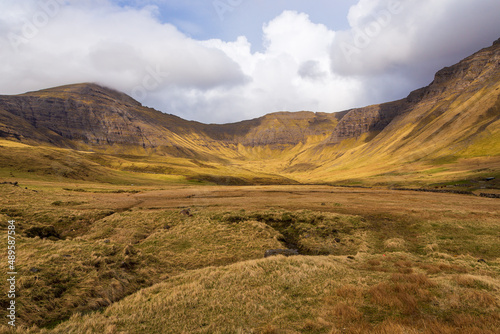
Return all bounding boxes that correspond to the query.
[29,267,40,273]
[103,239,110,243]
[180,208,192,217]
[264,249,299,258]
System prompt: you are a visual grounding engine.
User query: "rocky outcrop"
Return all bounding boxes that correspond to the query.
[405,39,500,104]
[327,100,406,144]
[329,39,500,144]
[231,111,342,146]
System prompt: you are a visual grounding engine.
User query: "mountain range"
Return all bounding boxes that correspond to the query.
[0,38,499,188]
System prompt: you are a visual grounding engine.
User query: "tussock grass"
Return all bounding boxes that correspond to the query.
[217,210,367,255]
[0,183,499,333]
[25,253,500,334]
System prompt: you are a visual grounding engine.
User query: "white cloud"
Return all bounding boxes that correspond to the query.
[331,0,500,100]
[198,11,361,122]
[0,0,247,101]
[0,0,499,123]
[298,60,328,81]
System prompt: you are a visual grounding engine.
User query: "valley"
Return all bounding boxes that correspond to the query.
[0,38,499,333]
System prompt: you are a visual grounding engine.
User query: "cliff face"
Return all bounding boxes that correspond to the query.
[327,101,406,144]
[0,84,199,150]
[408,40,500,104]
[0,85,344,150]
[218,111,343,146]
[329,39,500,144]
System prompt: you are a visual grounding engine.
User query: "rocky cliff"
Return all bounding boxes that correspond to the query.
[330,38,500,145]
[0,85,344,150]
[327,100,406,144]
[0,84,169,148]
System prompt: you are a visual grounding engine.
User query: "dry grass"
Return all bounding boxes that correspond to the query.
[0,182,499,333]
[383,238,406,251]
[30,253,499,334]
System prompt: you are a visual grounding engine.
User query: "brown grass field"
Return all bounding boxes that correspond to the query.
[0,181,499,333]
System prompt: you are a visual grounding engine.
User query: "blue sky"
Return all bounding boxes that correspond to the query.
[114,0,353,49]
[1,0,500,123]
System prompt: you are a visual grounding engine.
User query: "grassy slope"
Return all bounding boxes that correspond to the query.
[0,139,294,186]
[41,254,500,334]
[0,185,286,329]
[257,84,500,188]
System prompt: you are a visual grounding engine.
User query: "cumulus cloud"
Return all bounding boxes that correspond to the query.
[0,0,247,100]
[0,0,499,123]
[330,0,500,100]
[298,61,328,81]
[199,11,361,122]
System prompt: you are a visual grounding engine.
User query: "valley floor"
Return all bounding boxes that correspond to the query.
[0,183,499,333]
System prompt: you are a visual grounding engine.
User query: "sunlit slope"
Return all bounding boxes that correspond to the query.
[0,86,341,184]
[217,38,500,185]
[0,139,297,185]
[276,40,500,185]
[284,83,500,184]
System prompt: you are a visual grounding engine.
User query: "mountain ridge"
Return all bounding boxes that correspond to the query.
[0,38,499,186]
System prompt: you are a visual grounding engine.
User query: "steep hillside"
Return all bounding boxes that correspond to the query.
[0,84,202,153]
[0,84,341,151]
[205,111,344,146]
[279,38,500,186]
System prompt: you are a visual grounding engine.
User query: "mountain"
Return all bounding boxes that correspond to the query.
[0,83,344,150]
[0,38,499,187]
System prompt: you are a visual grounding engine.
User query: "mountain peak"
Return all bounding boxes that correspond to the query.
[22,83,142,107]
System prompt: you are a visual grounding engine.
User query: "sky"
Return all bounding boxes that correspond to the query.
[0,0,499,123]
